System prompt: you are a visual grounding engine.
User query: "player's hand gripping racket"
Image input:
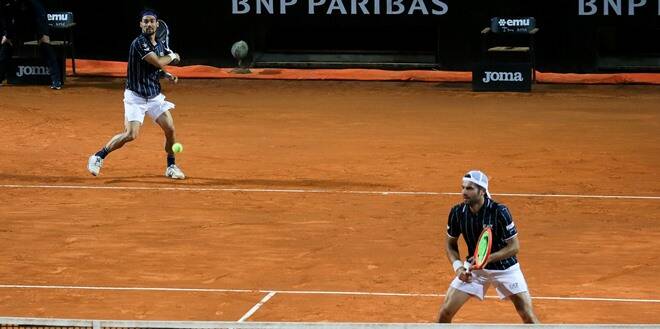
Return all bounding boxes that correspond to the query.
[162,72,178,83]
[155,19,179,84]
[467,227,493,272]
[156,19,179,64]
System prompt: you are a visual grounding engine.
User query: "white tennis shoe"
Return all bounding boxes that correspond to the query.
[87,155,103,176]
[165,164,185,179]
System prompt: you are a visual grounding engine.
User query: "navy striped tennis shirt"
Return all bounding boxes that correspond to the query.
[447,198,519,270]
[126,33,170,98]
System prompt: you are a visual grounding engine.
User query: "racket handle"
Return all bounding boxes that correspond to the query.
[463,260,472,273]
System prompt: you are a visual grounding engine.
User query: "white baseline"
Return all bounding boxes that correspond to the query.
[0,284,658,304]
[0,184,658,200]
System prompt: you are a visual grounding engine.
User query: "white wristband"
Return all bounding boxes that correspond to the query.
[168,53,177,61]
[452,260,463,272]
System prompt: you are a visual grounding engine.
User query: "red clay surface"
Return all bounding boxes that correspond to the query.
[0,78,659,323]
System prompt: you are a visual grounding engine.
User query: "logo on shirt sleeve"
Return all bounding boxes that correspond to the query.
[506,222,515,231]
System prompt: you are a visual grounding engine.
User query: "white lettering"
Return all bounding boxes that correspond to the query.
[309,0,326,14]
[47,13,68,21]
[579,0,598,15]
[604,0,622,15]
[387,0,405,14]
[327,0,348,14]
[232,0,449,16]
[629,0,646,14]
[232,0,251,14]
[374,0,381,14]
[431,0,448,15]
[257,0,274,14]
[280,0,297,14]
[502,18,530,27]
[16,65,50,77]
[408,0,428,14]
[482,71,524,83]
[351,0,370,14]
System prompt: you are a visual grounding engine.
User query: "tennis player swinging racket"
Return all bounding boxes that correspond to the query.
[437,170,539,323]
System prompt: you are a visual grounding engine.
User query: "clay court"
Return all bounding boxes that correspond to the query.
[0,78,659,324]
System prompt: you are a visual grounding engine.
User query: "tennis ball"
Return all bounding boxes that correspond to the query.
[172,142,183,153]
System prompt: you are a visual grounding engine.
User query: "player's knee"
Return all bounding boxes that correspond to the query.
[124,131,139,142]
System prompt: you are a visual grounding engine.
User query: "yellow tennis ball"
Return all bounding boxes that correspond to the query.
[172,142,183,153]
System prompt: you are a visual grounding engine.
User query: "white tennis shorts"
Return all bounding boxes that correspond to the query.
[450,263,529,300]
[124,89,175,124]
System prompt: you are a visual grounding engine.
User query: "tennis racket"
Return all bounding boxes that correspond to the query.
[156,19,179,64]
[470,227,493,271]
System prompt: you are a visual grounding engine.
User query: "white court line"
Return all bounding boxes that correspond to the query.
[238,291,277,322]
[0,284,658,304]
[0,184,659,200]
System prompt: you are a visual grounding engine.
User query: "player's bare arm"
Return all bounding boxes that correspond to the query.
[446,235,471,283]
[143,51,179,68]
[143,53,178,83]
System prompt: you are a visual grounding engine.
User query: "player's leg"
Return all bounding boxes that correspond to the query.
[105,120,142,152]
[491,263,539,323]
[154,110,185,179]
[87,120,141,176]
[437,287,471,323]
[509,292,539,324]
[154,110,176,156]
[37,34,63,89]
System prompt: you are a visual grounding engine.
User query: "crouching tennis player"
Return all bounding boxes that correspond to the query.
[437,170,539,323]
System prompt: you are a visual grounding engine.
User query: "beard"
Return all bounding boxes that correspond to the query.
[463,195,481,205]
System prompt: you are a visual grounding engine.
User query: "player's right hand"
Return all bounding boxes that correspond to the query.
[456,267,472,283]
[171,53,180,65]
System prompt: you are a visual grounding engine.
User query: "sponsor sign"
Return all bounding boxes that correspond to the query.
[231,0,449,15]
[490,17,536,34]
[472,62,532,92]
[7,56,65,85]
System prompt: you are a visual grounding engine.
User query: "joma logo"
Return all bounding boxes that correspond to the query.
[16,65,50,77]
[482,71,524,83]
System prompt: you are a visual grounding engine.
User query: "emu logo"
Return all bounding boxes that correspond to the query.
[16,65,50,77]
[47,13,68,21]
[482,71,524,83]
[498,18,530,27]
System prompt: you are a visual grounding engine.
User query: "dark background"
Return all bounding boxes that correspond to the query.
[42,0,660,72]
